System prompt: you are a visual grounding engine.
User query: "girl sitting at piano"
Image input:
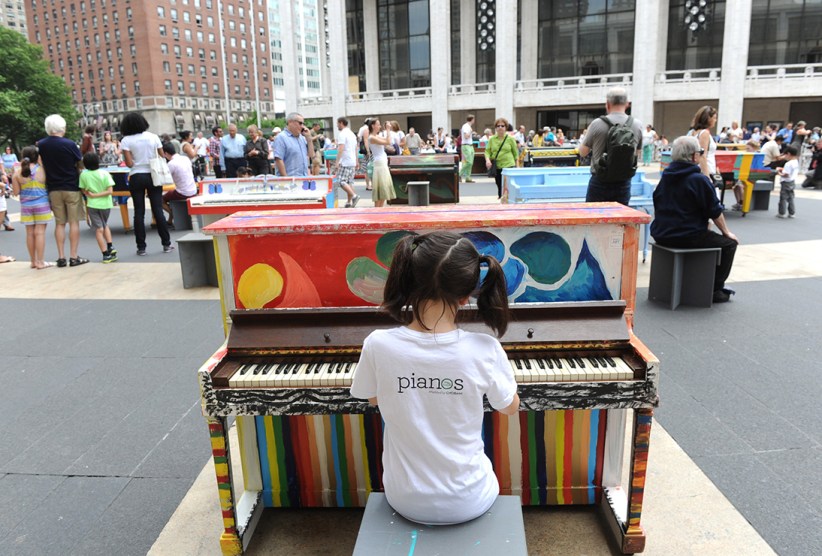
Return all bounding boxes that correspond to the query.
[350,231,520,525]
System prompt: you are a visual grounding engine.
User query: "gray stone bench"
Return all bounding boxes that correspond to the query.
[751,180,774,211]
[169,199,193,230]
[353,493,527,555]
[648,244,722,310]
[176,232,218,289]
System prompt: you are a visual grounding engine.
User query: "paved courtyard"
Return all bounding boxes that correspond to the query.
[0,168,820,555]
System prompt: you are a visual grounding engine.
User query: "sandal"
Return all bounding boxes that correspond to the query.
[56,258,67,267]
[0,255,15,263]
[69,256,90,267]
[35,261,55,269]
[4,225,14,231]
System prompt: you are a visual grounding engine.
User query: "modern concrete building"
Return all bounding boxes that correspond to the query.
[0,0,28,36]
[300,0,822,139]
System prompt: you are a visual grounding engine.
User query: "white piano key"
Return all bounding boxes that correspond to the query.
[228,364,251,388]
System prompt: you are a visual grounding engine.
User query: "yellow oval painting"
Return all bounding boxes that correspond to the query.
[237,263,283,309]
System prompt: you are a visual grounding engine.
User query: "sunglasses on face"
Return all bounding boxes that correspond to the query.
[495,124,506,128]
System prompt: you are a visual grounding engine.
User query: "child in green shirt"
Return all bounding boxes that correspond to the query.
[80,152,118,263]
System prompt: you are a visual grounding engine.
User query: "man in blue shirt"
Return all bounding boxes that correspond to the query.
[273,112,315,177]
[776,122,794,144]
[651,136,739,303]
[220,124,246,178]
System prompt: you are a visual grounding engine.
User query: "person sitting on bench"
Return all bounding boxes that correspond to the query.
[160,142,198,229]
[651,136,739,304]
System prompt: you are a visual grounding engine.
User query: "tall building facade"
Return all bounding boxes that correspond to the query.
[0,0,28,36]
[300,0,822,140]
[27,0,281,135]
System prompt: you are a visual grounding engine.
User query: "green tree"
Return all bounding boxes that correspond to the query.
[0,27,79,152]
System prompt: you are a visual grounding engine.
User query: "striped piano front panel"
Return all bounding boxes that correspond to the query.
[253,409,606,508]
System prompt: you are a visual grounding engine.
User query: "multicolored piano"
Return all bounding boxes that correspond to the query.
[523,146,580,167]
[199,204,658,555]
[187,176,335,229]
[660,150,773,214]
[387,154,459,204]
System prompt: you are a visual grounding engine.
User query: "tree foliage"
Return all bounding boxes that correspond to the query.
[0,27,79,152]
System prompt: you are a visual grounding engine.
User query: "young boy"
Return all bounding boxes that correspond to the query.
[236,166,254,178]
[776,145,799,219]
[79,152,118,262]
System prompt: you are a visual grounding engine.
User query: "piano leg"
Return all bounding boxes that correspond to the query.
[207,416,244,555]
[600,408,652,554]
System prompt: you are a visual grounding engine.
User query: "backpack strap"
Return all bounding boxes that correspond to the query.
[599,115,613,127]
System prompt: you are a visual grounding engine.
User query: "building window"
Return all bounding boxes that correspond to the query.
[667,1,727,70]
[538,1,636,79]
[159,25,167,36]
[749,0,822,66]
[157,6,165,18]
[161,43,169,54]
[377,0,431,90]
[450,0,460,85]
[165,79,173,91]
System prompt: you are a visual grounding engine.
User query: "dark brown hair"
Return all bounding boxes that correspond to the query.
[20,146,38,178]
[691,106,717,131]
[382,231,510,336]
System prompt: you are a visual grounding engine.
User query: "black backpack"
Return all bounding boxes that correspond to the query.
[594,115,638,182]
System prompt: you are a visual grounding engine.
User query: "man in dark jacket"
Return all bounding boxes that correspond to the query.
[651,136,739,303]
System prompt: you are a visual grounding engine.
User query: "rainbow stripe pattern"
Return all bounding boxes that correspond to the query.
[254,409,606,508]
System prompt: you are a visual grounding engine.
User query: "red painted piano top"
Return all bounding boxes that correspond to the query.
[202,203,651,236]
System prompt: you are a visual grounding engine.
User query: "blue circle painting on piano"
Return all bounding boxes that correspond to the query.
[345,229,613,304]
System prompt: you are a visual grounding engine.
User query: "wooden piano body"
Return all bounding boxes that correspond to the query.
[187,176,335,229]
[386,154,459,204]
[200,204,656,555]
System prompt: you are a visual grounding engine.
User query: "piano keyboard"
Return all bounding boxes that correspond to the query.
[225,355,635,389]
[195,194,323,204]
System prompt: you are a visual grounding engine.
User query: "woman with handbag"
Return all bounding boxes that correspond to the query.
[119,112,173,256]
[485,118,519,199]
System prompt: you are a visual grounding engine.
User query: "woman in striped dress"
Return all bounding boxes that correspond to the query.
[12,146,53,269]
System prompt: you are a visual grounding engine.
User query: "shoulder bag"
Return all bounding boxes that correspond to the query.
[149,156,174,187]
[487,135,508,178]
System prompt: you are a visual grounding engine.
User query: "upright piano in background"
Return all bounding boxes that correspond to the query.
[198,203,658,555]
[386,154,459,204]
[187,176,335,229]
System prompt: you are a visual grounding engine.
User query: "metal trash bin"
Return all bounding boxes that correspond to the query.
[407,181,430,206]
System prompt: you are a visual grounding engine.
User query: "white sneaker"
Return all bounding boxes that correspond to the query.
[351,194,360,207]
[788,214,795,219]
[776,214,788,219]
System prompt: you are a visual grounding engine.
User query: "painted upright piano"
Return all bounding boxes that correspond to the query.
[198,203,658,554]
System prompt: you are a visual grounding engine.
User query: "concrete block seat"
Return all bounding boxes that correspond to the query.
[169,199,193,230]
[176,232,218,289]
[353,493,527,555]
[751,180,775,211]
[648,243,722,310]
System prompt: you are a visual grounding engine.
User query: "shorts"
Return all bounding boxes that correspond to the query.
[337,165,356,186]
[163,189,195,202]
[87,207,111,230]
[48,190,86,225]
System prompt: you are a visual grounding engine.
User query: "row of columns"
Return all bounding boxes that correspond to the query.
[303,0,753,132]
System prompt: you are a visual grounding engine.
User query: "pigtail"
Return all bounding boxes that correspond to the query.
[20,157,31,178]
[476,254,510,337]
[381,235,418,324]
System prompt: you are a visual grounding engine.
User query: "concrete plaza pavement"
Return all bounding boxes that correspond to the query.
[0,168,820,555]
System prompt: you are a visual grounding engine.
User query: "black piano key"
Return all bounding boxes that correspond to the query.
[523,359,532,370]
[545,358,555,369]
[343,362,353,373]
[605,356,616,367]
[567,358,576,369]
[514,359,523,370]
[239,364,252,375]
[589,357,599,368]
[275,363,288,375]
[335,362,344,374]
[536,358,545,369]
[291,362,301,374]
[575,356,585,368]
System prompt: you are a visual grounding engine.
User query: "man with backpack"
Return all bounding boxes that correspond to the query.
[578,87,643,206]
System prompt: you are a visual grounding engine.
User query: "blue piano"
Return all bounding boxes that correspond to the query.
[503,167,654,262]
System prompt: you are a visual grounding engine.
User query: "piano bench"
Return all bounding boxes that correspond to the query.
[176,232,218,289]
[752,180,775,211]
[169,199,193,231]
[353,493,527,556]
[648,244,721,310]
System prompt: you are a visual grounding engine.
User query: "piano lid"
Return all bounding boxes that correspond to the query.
[202,203,651,236]
[225,301,630,351]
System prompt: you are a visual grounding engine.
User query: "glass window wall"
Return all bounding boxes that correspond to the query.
[345,0,366,92]
[537,0,635,78]
[749,0,822,66]
[378,0,431,89]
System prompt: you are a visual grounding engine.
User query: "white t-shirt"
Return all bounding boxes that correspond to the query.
[193,137,209,156]
[120,131,162,175]
[782,159,799,182]
[461,122,473,143]
[350,327,517,525]
[369,140,387,163]
[167,154,198,196]
[336,127,358,167]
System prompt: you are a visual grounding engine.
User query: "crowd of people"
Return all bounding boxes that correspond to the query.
[0,100,819,267]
